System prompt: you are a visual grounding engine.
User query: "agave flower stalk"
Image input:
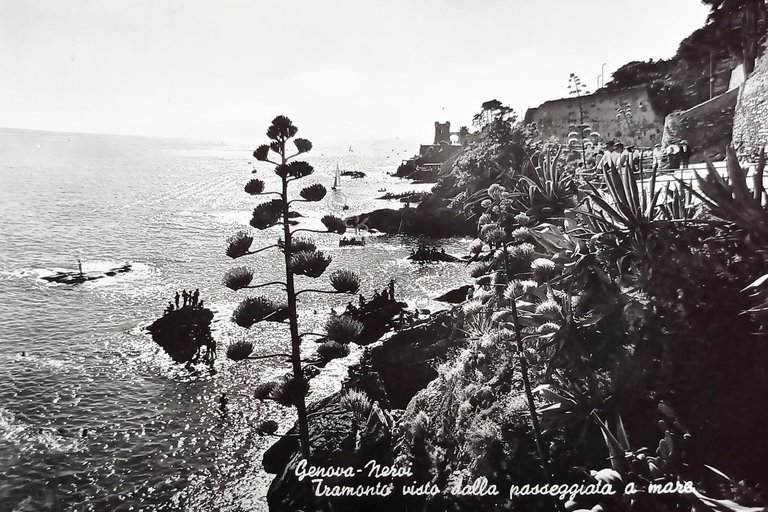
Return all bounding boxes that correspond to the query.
[224,116,362,459]
[483,185,551,481]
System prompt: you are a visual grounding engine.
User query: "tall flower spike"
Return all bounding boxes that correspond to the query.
[223,266,254,290]
[329,269,361,294]
[299,183,326,202]
[226,231,253,259]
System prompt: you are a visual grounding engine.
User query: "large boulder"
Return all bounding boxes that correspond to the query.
[145,306,215,367]
[351,203,475,237]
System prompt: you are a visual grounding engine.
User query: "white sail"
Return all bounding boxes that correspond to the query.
[332,164,340,189]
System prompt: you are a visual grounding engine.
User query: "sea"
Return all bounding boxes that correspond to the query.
[0,128,471,511]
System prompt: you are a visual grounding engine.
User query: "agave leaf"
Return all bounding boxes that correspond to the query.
[742,273,768,291]
[691,489,764,512]
[592,413,628,472]
[726,147,752,204]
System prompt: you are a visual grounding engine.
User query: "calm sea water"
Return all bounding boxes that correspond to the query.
[0,128,470,511]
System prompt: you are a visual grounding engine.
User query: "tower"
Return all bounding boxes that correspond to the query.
[434,121,451,145]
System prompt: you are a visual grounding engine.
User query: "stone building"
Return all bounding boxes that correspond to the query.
[524,85,665,147]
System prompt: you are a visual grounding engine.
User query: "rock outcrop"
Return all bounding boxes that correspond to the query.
[41,263,132,284]
[264,309,463,511]
[352,199,475,237]
[145,306,216,368]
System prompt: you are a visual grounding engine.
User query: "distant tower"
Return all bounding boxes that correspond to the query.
[434,121,451,145]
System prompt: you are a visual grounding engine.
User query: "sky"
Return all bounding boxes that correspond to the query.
[0,0,711,144]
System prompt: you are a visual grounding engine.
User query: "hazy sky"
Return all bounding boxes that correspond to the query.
[0,0,710,143]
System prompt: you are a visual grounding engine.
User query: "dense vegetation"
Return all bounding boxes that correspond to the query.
[396,140,768,510]
[600,0,766,116]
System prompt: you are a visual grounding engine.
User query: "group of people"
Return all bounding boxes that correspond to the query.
[343,279,397,314]
[589,139,694,173]
[660,140,693,170]
[594,141,644,172]
[410,245,447,260]
[165,288,204,314]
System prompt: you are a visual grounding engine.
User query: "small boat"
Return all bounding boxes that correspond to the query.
[339,237,365,247]
[348,145,353,152]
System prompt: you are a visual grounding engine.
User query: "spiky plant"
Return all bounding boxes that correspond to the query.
[475,181,551,480]
[325,315,363,344]
[316,341,351,362]
[223,116,363,458]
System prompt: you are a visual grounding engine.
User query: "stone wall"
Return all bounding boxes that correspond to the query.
[732,42,768,154]
[524,85,664,147]
[662,87,739,163]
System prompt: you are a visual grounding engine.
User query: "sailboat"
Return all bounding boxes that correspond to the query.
[332,164,341,191]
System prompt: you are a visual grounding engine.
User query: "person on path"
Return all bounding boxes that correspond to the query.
[666,142,681,170]
[192,289,200,307]
[611,142,624,170]
[598,141,614,171]
[680,140,691,169]
[175,291,180,309]
[182,290,188,307]
[652,143,664,171]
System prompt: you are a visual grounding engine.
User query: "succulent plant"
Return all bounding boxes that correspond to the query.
[325,315,363,344]
[316,341,350,361]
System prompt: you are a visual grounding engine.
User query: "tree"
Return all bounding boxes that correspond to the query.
[472,99,515,130]
[703,0,768,74]
[224,116,363,458]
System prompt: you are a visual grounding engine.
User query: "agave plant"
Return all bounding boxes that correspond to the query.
[514,144,577,219]
[687,147,768,242]
[222,116,363,458]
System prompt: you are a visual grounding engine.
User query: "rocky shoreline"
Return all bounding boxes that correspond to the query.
[262,302,467,512]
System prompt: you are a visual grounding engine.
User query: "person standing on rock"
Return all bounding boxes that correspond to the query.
[192,289,200,307]
[174,291,180,309]
[182,290,189,307]
[389,279,395,301]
